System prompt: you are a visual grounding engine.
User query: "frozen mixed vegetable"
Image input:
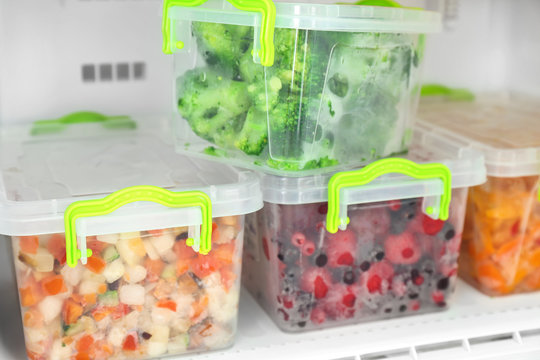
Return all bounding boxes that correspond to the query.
[460,176,540,295]
[177,22,423,171]
[14,217,244,360]
[243,189,468,331]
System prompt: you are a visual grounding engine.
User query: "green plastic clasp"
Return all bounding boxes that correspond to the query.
[64,185,212,268]
[326,158,452,233]
[162,0,276,67]
[421,84,475,102]
[31,111,136,136]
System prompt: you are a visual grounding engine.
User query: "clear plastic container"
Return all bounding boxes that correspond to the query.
[419,97,540,296]
[242,125,486,332]
[0,114,262,359]
[163,0,441,176]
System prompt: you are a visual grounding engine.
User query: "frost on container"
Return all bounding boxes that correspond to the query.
[166,1,442,175]
[14,219,243,360]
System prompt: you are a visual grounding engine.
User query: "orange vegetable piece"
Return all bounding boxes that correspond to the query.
[19,277,43,307]
[122,333,138,351]
[173,240,197,260]
[191,254,219,279]
[85,256,106,274]
[91,306,111,322]
[220,267,238,291]
[26,349,43,360]
[46,234,66,265]
[145,258,165,282]
[156,299,177,312]
[23,308,44,328]
[83,294,97,307]
[176,259,190,277]
[62,299,83,325]
[20,236,39,254]
[75,352,90,360]
[191,295,209,321]
[147,229,163,237]
[111,303,131,320]
[212,243,235,266]
[476,262,509,294]
[97,283,107,295]
[41,275,67,296]
[87,237,108,254]
[77,334,94,352]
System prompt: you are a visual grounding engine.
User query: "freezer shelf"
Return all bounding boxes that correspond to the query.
[1,270,540,360]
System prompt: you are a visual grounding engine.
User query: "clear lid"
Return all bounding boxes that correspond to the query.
[260,124,486,205]
[167,0,442,33]
[0,115,262,237]
[418,96,540,177]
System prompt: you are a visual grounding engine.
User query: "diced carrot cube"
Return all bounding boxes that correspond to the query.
[62,299,83,325]
[122,333,138,351]
[145,258,165,282]
[87,237,108,254]
[20,236,39,255]
[97,283,107,295]
[46,234,66,265]
[75,352,90,360]
[83,294,97,307]
[85,256,106,274]
[91,307,111,322]
[77,334,94,353]
[191,255,219,279]
[41,275,67,296]
[19,277,43,307]
[156,299,177,312]
[173,241,197,260]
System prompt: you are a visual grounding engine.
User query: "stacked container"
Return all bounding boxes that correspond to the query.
[242,125,486,331]
[419,97,540,296]
[163,0,442,175]
[0,116,262,359]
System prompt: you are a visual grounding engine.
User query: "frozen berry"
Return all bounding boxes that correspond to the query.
[432,290,445,305]
[362,260,394,294]
[291,232,306,247]
[384,308,392,313]
[410,300,420,311]
[360,261,371,271]
[297,321,307,328]
[421,214,445,235]
[277,308,289,321]
[277,244,300,265]
[280,295,294,309]
[314,253,328,267]
[321,284,357,320]
[310,307,326,324]
[350,207,390,237]
[375,251,385,261]
[262,237,270,261]
[408,292,419,299]
[301,240,316,256]
[326,229,357,267]
[439,223,456,241]
[343,270,356,285]
[437,277,450,290]
[300,268,331,299]
[318,204,328,214]
[384,232,421,265]
[399,304,407,312]
[283,265,301,282]
[388,200,401,211]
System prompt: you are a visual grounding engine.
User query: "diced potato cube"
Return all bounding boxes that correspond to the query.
[124,265,147,284]
[50,339,72,360]
[117,237,143,266]
[150,324,170,342]
[143,240,159,260]
[168,334,189,354]
[61,264,84,287]
[119,284,145,305]
[103,259,125,283]
[108,326,127,348]
[151,233,175,256]
[148,341,168,357]
[38,295,63,323]
[214,225,237,245]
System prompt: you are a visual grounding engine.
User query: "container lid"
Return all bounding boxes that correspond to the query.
[418,96,540,178]
[260,123,486,206]
[0,114,262,242]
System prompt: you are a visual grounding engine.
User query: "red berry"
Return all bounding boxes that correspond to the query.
[310,307,326,324]
[281,296,294,309]
[326,230,357,268]
[291,232,306,247]
[421,214,445,235]
[362,261,395,295]
[321,284,357,320]
[410,300,420,311]
[367,275,382,293]
[300,268,332,299]
[318,204,328,214]
[302,240,316,256]
[432,291,445,304]
[262,237,270,261]
[342,293,356,308]
[413,275,424,286]
[385,232,421,265]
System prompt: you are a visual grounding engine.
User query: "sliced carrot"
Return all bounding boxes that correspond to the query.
[41,275,66,296]
[97,283,107,295]
[77,334,94,352]
[156,299,177,312]
[83,293,97,307]
[46,234,66,264]
[85,256,106,274]
[173,240,197,260]
[20,236,39,254]
[62,299,83,325]
[23,308,44,328]
[191,295,209,321]
[145,258,165,282]
[476,262,509,294]
[75,352,90,360]
[91,307,111,322]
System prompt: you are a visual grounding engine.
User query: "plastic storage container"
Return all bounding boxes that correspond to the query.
[0,115,262,359]
[419,97,540,296]
[242,125,486,332]
[163,0,441,175]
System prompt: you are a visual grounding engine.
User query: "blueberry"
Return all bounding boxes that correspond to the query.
[408,293,419,299]
[375,251,385,261]
[343,270,356,285]
[438,223,456,241]
[360,261,371,271]
[437,277,450,290]
[108,279,120,291]
[315,253,328,267]
[284,266,301,283]
[297,321,307,328]
[282,279,296,295]
[384,308,392,313]
[278,244,300,265]
[399,305,407,312]
[411,269,420,280]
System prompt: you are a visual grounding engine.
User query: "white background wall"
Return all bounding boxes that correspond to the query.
[0,0,538,124]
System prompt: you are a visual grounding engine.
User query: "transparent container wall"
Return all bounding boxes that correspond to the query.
[174,21,425,174]
[460,175,540,296]
[243,189,468,332]
[12,216,244,360]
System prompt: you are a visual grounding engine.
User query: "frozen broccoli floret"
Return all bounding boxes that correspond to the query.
[192,22,251,70]
[235,107,268,155]
[177,68,251,149]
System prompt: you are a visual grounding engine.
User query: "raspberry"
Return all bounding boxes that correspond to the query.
[361,260,394,294]
[326,229,357,267]
[321,284,357,320]
[388,200,401,211]
[310,307,326,324]
[410,300,420,311]
[384,232,421,265]
[367,275,382,294]
[291,232,306,247]
[432,290,445,304]
[421,214,445,235]
[302,240,316,256]
[300,268,332,299]
[262,237,270,261]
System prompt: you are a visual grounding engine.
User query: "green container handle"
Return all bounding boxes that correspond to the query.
[421,84,476,102]
[326,158,452,234]
[64,185,213,268]
[162,0,276,67]
[31,111,136,135]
